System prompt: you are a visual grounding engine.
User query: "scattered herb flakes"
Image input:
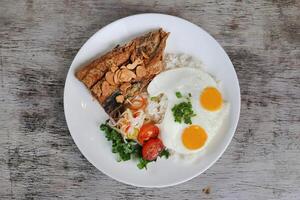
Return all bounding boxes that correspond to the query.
[171,101,196,124]
[137,158,151,169]
[150,96,159,102]
[175,91,183,98]
[159,149,170,159]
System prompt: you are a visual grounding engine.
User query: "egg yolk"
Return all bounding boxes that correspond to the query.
[182,125,207,150]
[200,87,223,111]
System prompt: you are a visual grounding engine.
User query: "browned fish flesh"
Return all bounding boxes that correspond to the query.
[76,29,169,119]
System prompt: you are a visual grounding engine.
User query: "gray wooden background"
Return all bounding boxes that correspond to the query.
[1,0,299,199]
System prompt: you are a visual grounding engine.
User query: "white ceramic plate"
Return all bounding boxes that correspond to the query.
[64,13,240,187]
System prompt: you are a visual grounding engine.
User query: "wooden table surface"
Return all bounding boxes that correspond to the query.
[1,0,299,199]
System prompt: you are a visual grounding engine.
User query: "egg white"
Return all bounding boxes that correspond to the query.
[148,67,229,155]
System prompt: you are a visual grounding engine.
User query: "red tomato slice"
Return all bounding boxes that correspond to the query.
[142,138,164,161]
[137,123,160,145]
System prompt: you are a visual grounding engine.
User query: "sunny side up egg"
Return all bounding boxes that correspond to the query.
[147,67,229,155]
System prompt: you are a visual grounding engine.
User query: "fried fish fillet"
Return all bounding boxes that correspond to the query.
[76,29,169,119]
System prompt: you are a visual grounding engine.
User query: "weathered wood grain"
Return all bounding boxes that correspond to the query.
[0,0,299,199]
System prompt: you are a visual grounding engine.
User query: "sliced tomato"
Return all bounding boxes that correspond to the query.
[142,138,164,161]
[129,97,147,111]
[137,123,160,145]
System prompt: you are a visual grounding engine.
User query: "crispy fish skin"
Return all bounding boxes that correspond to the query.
[144,31,169,78]
[76,43,130,80]
[75,28,169,119]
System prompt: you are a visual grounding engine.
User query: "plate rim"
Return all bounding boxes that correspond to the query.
[63,13,241,188]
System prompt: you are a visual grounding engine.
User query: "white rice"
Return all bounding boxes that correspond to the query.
[164,53,204,70]
[146,94,168,123]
